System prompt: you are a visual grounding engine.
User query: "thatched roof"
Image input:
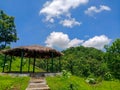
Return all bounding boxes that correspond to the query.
[1,45,63,58]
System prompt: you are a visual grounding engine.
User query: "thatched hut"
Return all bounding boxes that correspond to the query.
[1,45,63,73]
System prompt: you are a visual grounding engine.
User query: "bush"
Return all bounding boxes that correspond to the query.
[104,72,113,81]
[85,78,96,84]
[61,70,71,79]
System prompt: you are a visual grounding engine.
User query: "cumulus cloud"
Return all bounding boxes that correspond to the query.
[45,32,111,50]
[45,32,83,49]
[82,35,111,49]
[85,5,111,16]
[40,0,89,27]
[60,18,82,28]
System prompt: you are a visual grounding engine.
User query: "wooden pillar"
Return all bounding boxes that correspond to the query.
[51,53,54,72]
[46,59,48,72]
[9,56,12,72]
[28,57,30,72]
[59,56,61,72]
[33,52,36,73]
[44,59,46,70]
[2,54,7,72]
[20,51,24,73]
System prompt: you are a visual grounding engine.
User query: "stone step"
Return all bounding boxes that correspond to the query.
[26,87,50,90]
[29,83,46,85]
[29,80,45,83]
[26,77,50,90]
[28,84,49,88]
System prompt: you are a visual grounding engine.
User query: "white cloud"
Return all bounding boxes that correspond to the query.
[68,38,83,47]
[85,5,111,16]
[45,32,83,49]
[40,0,89,27]
[45,32,111,50]
[82,35,111,49]
[60,18,82,28]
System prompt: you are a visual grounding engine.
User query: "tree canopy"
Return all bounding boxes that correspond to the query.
[0,10,18,49]
[105,39,120,79]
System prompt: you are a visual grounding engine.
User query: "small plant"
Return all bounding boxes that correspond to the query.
[68,83,79,90]
[61,70,71,79]
[104,72,113,81]
[85,78,96,84]
[96,76,103,83]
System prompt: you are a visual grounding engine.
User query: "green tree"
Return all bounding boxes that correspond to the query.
[0,10,18,49]
[105,39,120,79]
[61,46,105,77]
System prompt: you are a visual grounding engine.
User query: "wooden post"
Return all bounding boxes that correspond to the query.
[9,56,12,72]
[2,54,7,72]
[59,56,61,72]
[20,51,24,73]
[28,58,31,72]
[46,59,48,72]
[33,52,36,73]
[51,53,54,72]
[44,59,46,70]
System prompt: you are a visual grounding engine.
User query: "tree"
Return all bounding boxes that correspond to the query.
[0,10,18,49]
[105,39,120,79]
[61,46,105,77]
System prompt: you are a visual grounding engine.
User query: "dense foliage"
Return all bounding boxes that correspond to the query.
[61,46,107,78]
[38,39,120,80]
[0,10,18,49]
[105,39,120,79]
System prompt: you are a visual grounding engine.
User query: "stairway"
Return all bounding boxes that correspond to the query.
[26,77,50,90]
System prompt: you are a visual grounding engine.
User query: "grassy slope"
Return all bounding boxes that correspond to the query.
[46,75,120,90]
[6,57,45,72]
[0,55,45,72]
[0,75,30,90]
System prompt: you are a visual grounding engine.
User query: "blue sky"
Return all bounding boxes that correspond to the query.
[0,0,120,50]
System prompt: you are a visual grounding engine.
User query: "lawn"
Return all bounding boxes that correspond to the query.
[46,75,120,90]
[0,75,30,90]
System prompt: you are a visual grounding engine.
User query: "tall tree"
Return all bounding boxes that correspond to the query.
[105,39,120,79]
[0,10,18,49]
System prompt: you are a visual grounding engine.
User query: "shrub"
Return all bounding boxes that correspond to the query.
[61,70,71,79]
[85,78,96,84]
[104,72,113,81]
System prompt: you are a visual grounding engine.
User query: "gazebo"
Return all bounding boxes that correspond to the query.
[1,45,63,73]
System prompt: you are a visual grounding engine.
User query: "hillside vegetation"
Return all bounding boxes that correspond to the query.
[60,39,120,80]
[39,39,120,80]
[46,75,120,90]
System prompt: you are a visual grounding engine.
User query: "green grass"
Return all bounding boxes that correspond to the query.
[46,75,120,90]
[0,75,30,90]
[7,57,45,72]
[0,56,45,72]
